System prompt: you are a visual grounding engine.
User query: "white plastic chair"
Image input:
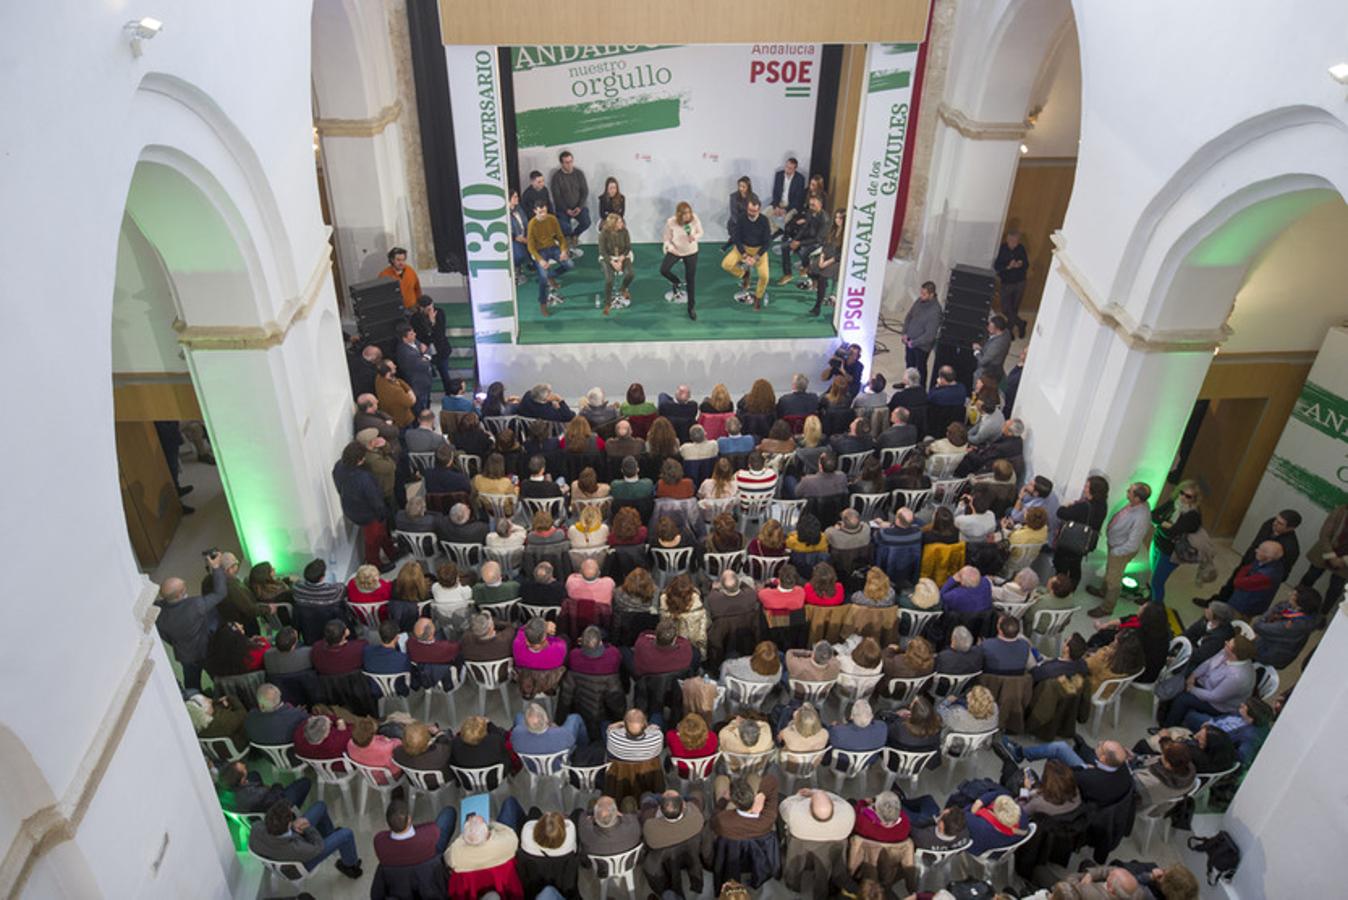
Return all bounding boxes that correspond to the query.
[518,601,562,623]
[1002,541,1045,576]
[344,753,404,819]
[1192,762,1241,810]
[1253,662,1280,701]
[931,670,982,700]
[1135,779,1200,851]
[899,607,942,638]
[563,762,609,805]
[779,747,829,790]
[771,498,809,532]
[394,530,440,567]
[521,496,567,527]
[401,765,453,819]
[463,658,515,718]
[891,487,933,514]
[483,545,523,578]
[965,821,1037,887]
[363,670,412,716]
[723,675,776,712]
[483,415,520,438]
[747,554,787,583]
[926,453,965,480]
[568,545,610,571]
[789,677,837,706]
[455,453,482,478]
[829,747,880,791]
[666,749,718,786]
[651,546,694,587]
[1088,671,1141,734]
[881,673,934,709]
[591,844,643,900]
[1130,636,1191,715]
[198,736,248,765]
[838,451,874,478]
[992,597,1036,622]
[250,851,310,890]
[882,746,938,793]
[298,755,357,814]
[348,600,387,631]
[836,670,885,714]
[879,444,917,469]
[737,492,775,535]
[702,549,747,580]
[477,492,519,523]
[941,729,999,789]
[408,451,436,475]
[573,495,612,520]
[1031,606,1078,655]
[719,748,776,777]
[517,750,571,807]
[441,541,484,572]
[929,477,969,510]
[914,839,972,890]
[450,762,507,795]
[849,492,891,521]
[251,742,306,778]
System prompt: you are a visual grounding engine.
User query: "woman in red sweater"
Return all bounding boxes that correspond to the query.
[666,712,718,778]
[849,789,913,886]
[803,562,845,606]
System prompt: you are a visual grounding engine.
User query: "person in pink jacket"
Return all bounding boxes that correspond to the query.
[345,715,403,784]
[513,616,569,699]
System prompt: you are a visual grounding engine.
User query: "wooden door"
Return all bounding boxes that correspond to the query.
[1002,159,1077,315]
[117,420,181,567]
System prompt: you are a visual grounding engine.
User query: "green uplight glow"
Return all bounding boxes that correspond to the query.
[1121,575,1140,590]
[1186,189,1336,267]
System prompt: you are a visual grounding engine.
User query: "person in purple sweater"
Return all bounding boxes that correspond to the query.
[939,566,993,614]
[1161,635,1257,727]
[513,616,569,699]
[567,625,622,675]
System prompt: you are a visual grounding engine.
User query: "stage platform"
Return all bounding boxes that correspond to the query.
[514,242,837,345]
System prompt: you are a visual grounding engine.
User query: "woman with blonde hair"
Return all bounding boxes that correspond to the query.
[795,414,828,473]
[747,518,787,557]
[666,712,717,777]
[393,561,430,603]
[659,574,707,653]
[820,374,851,412]
[700,383,734,414]
[698,457,738,501]
[561,414,602,454]
[597,212,634,314]
[518,810,578,898]
[566,504,609,551]
[346,563,392,622]
[779,701,829,753]
[966,793,1028,855]
[1150,479,1204,606]
[938,684,999,734]
[851,567,896,607]
[882,635,935,679]
[661,200,703,320]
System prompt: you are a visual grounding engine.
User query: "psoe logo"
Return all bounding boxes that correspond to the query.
[749,52,815,99]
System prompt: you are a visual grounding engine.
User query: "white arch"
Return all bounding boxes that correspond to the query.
[955,0,1075,122]
[1107,105,1348,334]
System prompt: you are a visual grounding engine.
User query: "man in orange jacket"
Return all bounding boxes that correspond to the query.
[380,246,421,309]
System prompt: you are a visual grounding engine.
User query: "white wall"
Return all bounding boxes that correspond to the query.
[1022,21,1080,158]
[0,1,338,895]
[113,214,189,374]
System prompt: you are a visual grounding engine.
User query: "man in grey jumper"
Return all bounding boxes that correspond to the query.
[551,150,591,247]
[903,281,943,387]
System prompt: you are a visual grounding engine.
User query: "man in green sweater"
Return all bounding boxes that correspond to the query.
[598,213,635,315]
[551,150,591,250]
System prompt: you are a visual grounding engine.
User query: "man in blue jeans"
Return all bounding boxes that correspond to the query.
[995,736,1135,807]
[249,799,362,878]
[525,199,573,317]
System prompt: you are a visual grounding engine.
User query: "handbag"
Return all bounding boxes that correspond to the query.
[1187,831,1241,885]
[1056,520,1097,556]
[1172,533,1201,564]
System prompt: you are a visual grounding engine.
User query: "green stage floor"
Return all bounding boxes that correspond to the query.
[514,242,838,345]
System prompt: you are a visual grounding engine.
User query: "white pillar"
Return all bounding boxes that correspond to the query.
[1016,233,1220,497]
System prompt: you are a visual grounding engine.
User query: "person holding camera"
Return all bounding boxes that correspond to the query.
[821,343,864,401]
[155,550,229,691]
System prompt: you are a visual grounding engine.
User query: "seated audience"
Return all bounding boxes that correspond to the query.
[936,626,983,675]
[249,798,362,877]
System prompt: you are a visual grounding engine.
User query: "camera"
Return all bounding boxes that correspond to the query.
[202,548,220,559]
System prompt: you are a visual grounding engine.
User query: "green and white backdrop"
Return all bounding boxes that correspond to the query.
[1238,326,1348,578]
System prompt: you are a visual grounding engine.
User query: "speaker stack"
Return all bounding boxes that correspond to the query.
[348,277,406,355]
[933,263,996,388]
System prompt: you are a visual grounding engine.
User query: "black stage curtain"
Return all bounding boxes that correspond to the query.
[406,0,465,273]
[497,48,522,194]
[808,45,844,184]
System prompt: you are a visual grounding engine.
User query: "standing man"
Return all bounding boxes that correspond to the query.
[411,296,452,396]
[1197,509,1301,608]
[993,230,1029,339]
[1086,482,1153,618]
[1301,502,1348,607]
[380,246,422,310]
[394,322,433,416]
[520,170,552,218]
[526,198,572,318]
[551,150,590,254]
[769,156,806,229]
[778,193,826,285]
[903,282,943,388]
[721,196,771,310]
[332,441,396,570]
[973,315,1012,380]
[156,551,228,691]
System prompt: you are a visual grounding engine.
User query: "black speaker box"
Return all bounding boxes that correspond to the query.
[942,303,990,329]
[938,321,988,345]
[949,264,997,294]
[947,285,993,311]
[349,277,404,313]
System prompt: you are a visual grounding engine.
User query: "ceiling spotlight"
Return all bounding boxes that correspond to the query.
[1019,143,1029,155]
[1330,62,1348,84]
[124,17,163,57]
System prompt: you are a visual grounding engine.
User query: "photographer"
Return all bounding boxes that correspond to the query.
[155,550,229,691]
[821,343,864,401]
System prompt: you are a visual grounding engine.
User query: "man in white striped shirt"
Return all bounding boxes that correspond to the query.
[734,450,779,497]
[605,709,664,762]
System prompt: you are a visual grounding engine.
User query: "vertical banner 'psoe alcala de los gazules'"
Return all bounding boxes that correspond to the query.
[839,43,918,375]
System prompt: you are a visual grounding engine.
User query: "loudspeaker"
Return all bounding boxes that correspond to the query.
[933,341,978,388]
[938,320,988,345]
[942,302,990,329]
[349,277,406,346]
[949,263,997,294]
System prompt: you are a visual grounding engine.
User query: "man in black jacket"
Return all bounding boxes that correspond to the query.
[217,761,310,813]
[776,373,820,418]
[1198,509,1302,607]
[955,419,1025,477]
[349,343,382,400]
[156,554,228,690]
[410,296,452,394]
[993,230,1030,338]
[779,193,826,283]
[997,737,1134,807]
[394,322,433,415]
[656,385,698,440]
[721,196,772,309]
[332,441,395,568]
[769,157,806,224]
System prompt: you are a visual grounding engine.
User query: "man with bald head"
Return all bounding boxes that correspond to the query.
[350,345,382,399]
[605,418,646,459]
[470,560,520,609]
[1056,865,1152,900]
[658,384,698,439]
[199,551,274,635]
[1226,539,1286,617]
[566,557,615,604]
[155,550,229,690]
[780,786,857,899]
[999,737,1134,808]
[353,391,400,446]
[578,794,642,859]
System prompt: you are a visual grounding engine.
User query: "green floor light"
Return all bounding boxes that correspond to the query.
[1121,575,1140,590]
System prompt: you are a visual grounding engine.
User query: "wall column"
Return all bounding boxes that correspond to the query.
[1016,231,1225,501]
